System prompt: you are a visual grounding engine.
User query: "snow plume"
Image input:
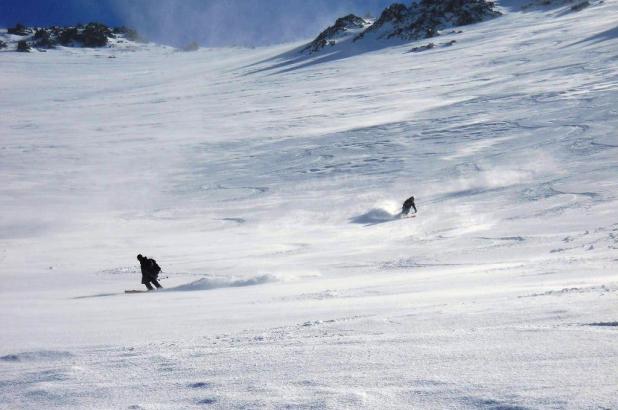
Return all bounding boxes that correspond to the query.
[106,0,393,47]
[167,274,278,292]
[450,151,563,193]
[350,200,402,225]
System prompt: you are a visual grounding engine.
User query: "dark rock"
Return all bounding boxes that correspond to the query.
[33,28,48,40]
[59,27,79,46]
[49,26,63,38]
[4,22,141,51]
[8,23,30,36]
[56,22,112,47]
[410,42,435,52]
[81,22,111,47]
[357,0,500,42]
[355,3,411,40]
[181,41,200,51]
[304,0,499,54]
[34,29,56,48]
[16,40,31,52]
[373,3,410,27]
[0,40,6,49]
[302,14,369,53]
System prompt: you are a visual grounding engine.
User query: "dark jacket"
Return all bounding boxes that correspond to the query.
[139,257,160,284]
[402,196,417,214]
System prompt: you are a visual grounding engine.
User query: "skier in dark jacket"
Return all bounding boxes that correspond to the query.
[402,195,417,216]
[137,254,162,290]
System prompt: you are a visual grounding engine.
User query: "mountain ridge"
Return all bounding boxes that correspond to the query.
[303,0,501,54]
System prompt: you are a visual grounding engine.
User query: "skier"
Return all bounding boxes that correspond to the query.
[137,254,162,290]
[401,195,417,216]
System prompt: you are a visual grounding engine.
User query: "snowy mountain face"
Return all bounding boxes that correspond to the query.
[1,0,618,408]
[304,0,500,53]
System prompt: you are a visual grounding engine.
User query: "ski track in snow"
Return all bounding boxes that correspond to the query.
[1,1,618,408]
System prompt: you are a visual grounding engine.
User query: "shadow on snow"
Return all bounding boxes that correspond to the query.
[350,208,408,227]
[243,36,410,76]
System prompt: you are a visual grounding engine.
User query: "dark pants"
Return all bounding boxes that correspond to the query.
[402,205,416,215]
[402,201,417,215]
[145,279,162,290]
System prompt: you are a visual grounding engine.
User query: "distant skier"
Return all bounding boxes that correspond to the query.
[137,254,162,290]
[401,195,417,216]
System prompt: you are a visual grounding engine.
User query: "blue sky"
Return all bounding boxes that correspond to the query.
[0,0,396,46]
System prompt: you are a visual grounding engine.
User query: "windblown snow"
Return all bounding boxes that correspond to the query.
[1,0,617,408]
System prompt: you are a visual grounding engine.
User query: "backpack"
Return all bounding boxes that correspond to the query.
[149,258,161,276]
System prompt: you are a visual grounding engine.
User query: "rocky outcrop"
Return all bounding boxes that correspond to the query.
[368,4,410,32]
[16,40,30,52]
[302,14,370,53]
[36,22,113,48]
[2,22,144,51]
[33,29,54,48]
[408,39,456,52]
[303,0,501,54]
[357,0,501,41]
[181,41,200,52]
[8,23,30,36]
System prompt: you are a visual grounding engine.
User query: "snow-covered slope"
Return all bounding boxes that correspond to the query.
[1,0,617,408]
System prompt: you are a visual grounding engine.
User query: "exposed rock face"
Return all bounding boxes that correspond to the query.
[16,40,30,52]
[409,42,436,52]
[52,22,113,47]
[2,22,143,51]
[181,41,200,52]
[371,3,410,29]
[33,29,54,48]
[302,14,370,53]
[8,23,30,36]
[81,22,113,47]
[408,39,456,52]
[357,0,501,41]
[303,0,501,54]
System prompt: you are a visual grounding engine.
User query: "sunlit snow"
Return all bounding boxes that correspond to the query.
[1,1,617,408]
